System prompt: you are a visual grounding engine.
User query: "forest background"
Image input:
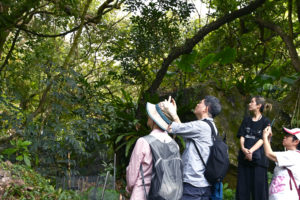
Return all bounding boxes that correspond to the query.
[0,0,300,198]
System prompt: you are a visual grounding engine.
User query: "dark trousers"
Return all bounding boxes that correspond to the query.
[181,182,211,200]
[236,162,269,200]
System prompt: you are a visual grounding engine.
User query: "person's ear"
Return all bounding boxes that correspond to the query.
[205,105,209,113]
[257,103,262,109]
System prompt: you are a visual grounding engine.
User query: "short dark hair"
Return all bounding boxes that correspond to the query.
[292,136,300,150]
[204,95,221,118]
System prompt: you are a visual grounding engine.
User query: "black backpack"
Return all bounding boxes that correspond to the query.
[193,119,229,184]
[140,135,183,200]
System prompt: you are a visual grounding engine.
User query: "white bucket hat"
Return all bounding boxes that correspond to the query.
[283,127,300,140]
[146,102,172,131]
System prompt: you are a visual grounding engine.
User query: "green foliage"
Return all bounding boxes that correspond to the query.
[84,187,119,200]
[223,182,236,200]
[103,89,144,159]
[199,53,216,70]
[176,50,197,73]
[2,139,32,167]
[0,161,119,199]
[199,47,237,69]
[268,171,273,185]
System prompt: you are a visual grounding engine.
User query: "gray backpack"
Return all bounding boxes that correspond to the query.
[140,135,183,200]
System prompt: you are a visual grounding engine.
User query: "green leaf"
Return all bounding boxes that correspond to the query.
[24,155,31,167]
[2,148,17,156]
[125,137,138,157]
[21,141,32,146]
[115,142,127,152]
[115,132,136,144]
[121,88,133,104]
[281,77,295,85]
[199,53,216,69]
[10,140,16,146]
[176,50,197,72]
[177,136,185,149]
[216,47,237,64]
[16,155,23,161]
[223,182,228,188]
[260,74,275,81]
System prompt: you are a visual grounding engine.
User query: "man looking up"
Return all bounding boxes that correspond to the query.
[161,95,222,200]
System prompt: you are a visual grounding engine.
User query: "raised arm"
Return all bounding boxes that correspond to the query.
[262,126,277,162]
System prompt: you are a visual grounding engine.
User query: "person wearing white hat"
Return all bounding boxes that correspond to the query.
[126,101,183,200]
[263,126,300,200]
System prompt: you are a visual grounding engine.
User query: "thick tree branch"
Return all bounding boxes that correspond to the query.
[255,18,300,72]
[30,82,53,119]
[1,11,36,74]
[135,0,266,118]
[145,0,266,97]
[62,0,92,69]
[97,0,114,16]
[0,29,20,73]
[0,2,44,57]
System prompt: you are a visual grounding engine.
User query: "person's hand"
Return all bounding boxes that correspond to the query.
[241,147,248,155]
[263,126,272,141]
[160,96,178,118]
[125,186,131,194]
[170,96,177,112]
[242,148,252,161]
[245,152,253,161]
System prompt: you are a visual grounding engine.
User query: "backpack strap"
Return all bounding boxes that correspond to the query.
[285,167,300,200]
[192,140,207,169]
[192,119,216,169]
[203,119,217,140]
[287,151,300,199]
[139,164,149,200]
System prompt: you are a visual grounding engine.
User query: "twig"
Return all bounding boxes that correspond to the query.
[101,171,110,200]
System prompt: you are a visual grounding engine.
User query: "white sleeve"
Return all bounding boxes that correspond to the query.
[275,151,296,167]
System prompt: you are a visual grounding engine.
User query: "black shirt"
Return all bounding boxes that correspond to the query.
[237,116,270,167]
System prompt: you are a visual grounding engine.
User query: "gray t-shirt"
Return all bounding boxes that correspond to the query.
[170,118,217,187]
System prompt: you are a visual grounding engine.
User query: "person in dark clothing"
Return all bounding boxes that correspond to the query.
[236,96,272,200]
